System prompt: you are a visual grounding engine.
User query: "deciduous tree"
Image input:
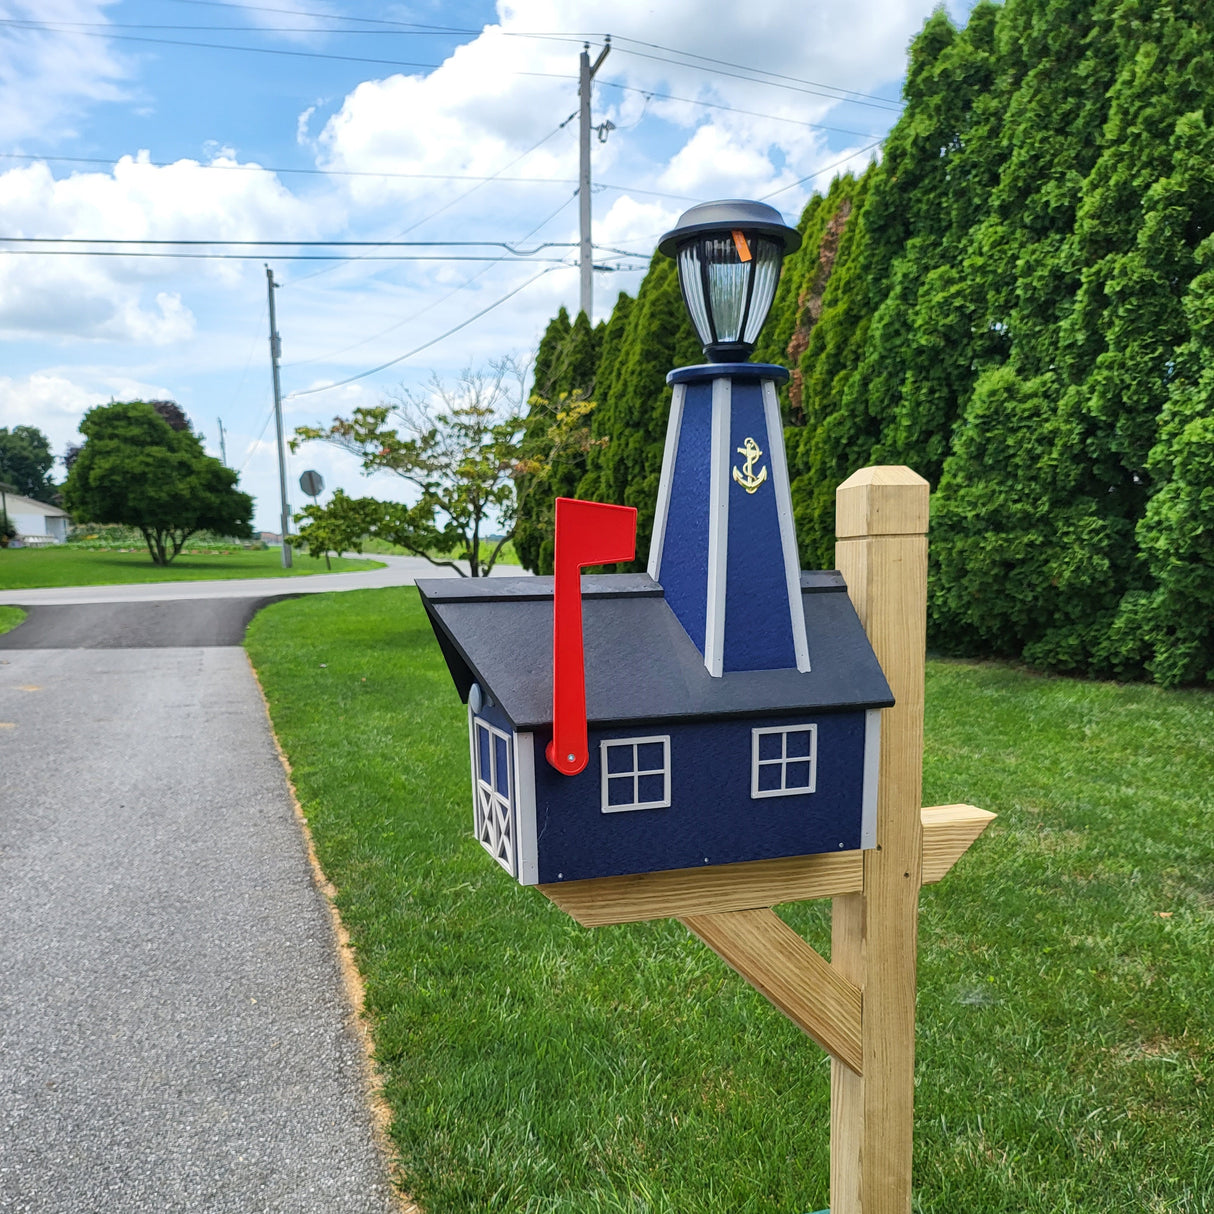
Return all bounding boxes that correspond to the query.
[0,425,57,504]
[63,401,253,565]
[294,360,593,577]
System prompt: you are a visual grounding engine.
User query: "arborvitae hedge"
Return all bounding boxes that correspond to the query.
[515,0,1214,685]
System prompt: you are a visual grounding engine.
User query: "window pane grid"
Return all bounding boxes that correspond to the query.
[751,725,817,799]
[600,736,671,813]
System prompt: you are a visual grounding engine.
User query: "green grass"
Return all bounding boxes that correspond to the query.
[0,605,26,635]
[246,591,1214,1214]
[0,545,383,589]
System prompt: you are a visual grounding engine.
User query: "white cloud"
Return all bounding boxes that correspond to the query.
[228,0,341,41]
[0,369,174,461]
[0,154,330,341]
[312,0,917,250]
[297,104,318,146]
[0,1,129,143]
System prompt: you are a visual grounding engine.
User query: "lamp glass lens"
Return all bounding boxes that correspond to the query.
[677,243,714,345]
[703,235,751,342]
[743,238,784,344]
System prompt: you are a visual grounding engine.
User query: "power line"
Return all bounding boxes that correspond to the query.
[0,20,445,72]
[285,194,581,370]
[0,237,576,251]
[5,17,903,115]
[161,0,481,34]
[285,115,576,286]
[759,139,885,201]
[594,80,880,140]
[0,152,705,203]
[287,266,566,400]
[238,395,277,473]
[0,249,573,262]
[600,34,904,111]
[1,19,476,36]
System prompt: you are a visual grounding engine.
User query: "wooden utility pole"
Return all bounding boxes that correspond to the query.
[265,265,292,569]
[216,416,228,467]
[578,38,611,322]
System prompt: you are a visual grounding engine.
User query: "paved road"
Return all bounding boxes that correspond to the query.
[0,587,408,1211]
[0,553,523,606]
[0,597,295,650]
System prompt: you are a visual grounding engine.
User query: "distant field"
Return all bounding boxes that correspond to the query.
[0,606,25,634]
[0,546,383,590]
[359,535,520,567]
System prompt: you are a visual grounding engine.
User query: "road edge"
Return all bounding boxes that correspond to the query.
[245,649,422,1214]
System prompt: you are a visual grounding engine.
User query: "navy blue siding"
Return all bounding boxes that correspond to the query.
[532,711,868,883]
[658,380,711,652]
[723,377,796,672]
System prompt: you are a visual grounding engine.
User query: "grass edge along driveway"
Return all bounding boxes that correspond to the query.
[0,605,25,635]
[0,546,383,590]
[247,587,1214,1214]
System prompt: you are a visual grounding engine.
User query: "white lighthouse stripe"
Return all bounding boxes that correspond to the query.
[648,381,686,582]
[704,375,732,678]
[861,708,882,849]
[513,731,539,885]
[763,377,812,673]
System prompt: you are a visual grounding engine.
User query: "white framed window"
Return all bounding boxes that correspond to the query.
[751,724,817,799]
[600,735,671,813]
[471,714,515,876]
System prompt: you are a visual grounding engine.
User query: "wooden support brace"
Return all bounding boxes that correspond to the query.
[681,907,863,1075]
[538,803,994,927]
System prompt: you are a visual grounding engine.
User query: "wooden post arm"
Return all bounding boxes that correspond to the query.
[539,804,995,927]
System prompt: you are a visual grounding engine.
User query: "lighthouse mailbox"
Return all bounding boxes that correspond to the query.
[417,199,893,886]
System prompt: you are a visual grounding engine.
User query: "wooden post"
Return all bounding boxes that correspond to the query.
[831,466,930,1214]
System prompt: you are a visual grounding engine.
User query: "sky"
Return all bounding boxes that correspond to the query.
[0,0,974,530]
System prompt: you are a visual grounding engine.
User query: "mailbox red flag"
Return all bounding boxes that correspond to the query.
[546,497,637,776]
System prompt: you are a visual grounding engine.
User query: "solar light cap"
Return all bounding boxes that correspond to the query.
[657,199,801,259]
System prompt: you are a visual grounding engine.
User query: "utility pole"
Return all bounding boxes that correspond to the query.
[579,36,611,322]
[265,265,292,569]
[216,416,228,466]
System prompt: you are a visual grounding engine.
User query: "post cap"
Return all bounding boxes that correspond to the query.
[835,466,930,538]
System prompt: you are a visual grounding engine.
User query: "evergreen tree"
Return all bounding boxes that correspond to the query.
[531,306,572,401]
[1126,114,1214,684]
[576,254,700,570]
[513,0,1214,684]
[514,308,607,573]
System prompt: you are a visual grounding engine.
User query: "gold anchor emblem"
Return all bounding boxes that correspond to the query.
[732,436,768,494]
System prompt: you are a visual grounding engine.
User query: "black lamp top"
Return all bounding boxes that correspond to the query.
[657,199,802,259]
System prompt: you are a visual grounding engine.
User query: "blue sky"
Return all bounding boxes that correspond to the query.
[0,0,972,529]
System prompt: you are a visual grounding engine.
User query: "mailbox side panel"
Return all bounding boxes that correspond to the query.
[531,711,870,884]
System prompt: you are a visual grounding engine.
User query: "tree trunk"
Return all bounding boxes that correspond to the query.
[141,529,165,565]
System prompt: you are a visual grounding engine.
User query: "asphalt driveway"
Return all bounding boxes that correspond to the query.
[0,591,406,1212]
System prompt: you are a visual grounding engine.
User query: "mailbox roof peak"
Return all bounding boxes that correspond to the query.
[418,571,892,732]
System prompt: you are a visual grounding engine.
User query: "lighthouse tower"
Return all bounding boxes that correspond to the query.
[648,361,809,676]
[648,200,809,676]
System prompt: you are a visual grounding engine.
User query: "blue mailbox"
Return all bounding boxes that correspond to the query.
[418,200,893,887]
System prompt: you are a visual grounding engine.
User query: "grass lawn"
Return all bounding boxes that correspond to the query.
[246,589,1214,1214]
[0,546,383,590]
[0,605,25,634]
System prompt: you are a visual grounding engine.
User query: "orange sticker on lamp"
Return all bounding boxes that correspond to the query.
[731,229,752,261]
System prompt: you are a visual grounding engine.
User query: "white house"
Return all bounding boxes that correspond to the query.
[2,492,70,544]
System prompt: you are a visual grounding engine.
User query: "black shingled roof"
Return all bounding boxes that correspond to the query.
[417,571,893,730]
